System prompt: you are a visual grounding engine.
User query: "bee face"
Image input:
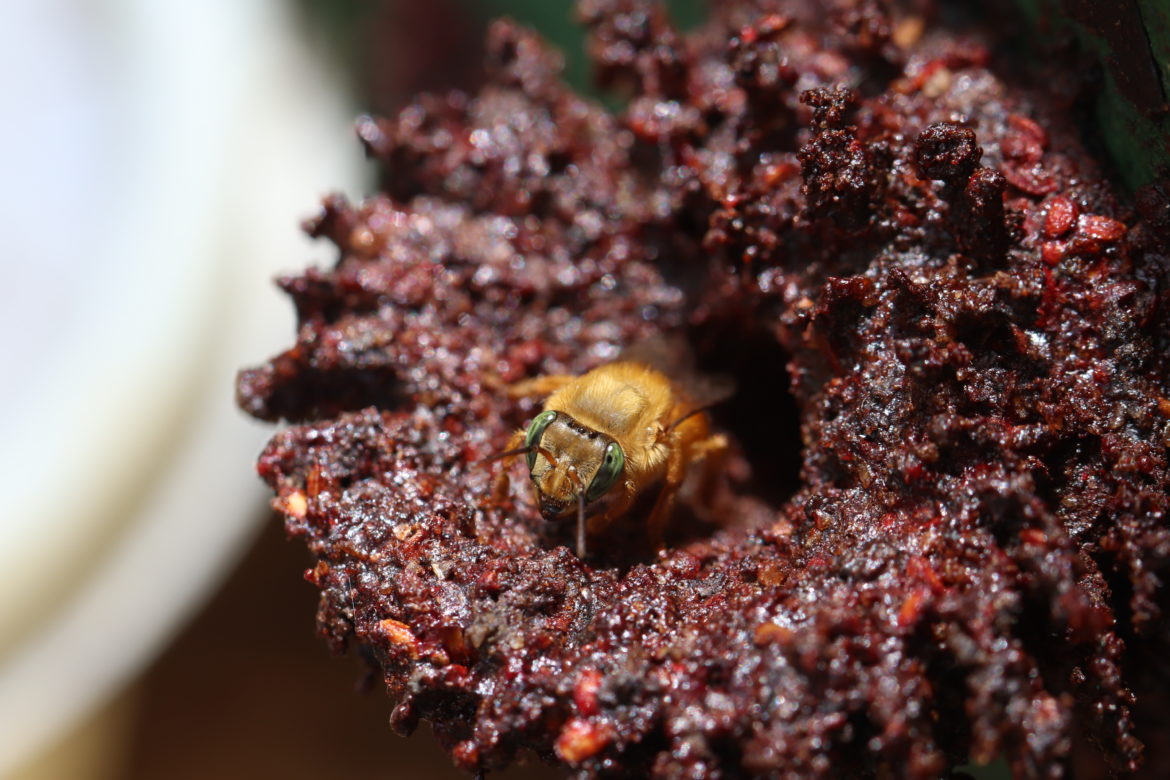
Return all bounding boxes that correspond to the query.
[524,411,625,520]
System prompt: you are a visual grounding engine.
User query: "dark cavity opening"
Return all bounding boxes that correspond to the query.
[688,313,803,511]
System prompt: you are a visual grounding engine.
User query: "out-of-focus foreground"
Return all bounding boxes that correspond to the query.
[0,0,564,775]
[0,0,362,775]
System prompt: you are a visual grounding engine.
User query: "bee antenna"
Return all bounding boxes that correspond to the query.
[478,444,560,469]
[478,446,531,465]
[666,405,713,432]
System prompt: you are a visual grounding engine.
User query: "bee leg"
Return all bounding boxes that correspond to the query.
[505,374,574,399]
[586,490,635,536]
[492,470,511,503]
[692,434,730,508]
[645,484,680,550]
[645,451,689,549]
[492,430,526,502]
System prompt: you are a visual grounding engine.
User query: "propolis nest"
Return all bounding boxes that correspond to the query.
[238,1,1170,776]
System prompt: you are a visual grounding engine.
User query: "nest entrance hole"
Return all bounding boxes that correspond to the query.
[688,316,803,512]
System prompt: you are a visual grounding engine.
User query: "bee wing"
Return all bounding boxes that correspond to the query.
[619,334,737,408]
[674,370,737,409]
[618,332,696,377]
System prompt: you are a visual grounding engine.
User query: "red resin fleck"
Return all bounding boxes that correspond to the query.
[1043,196,1078,239]
[1077,213,1128,243]
[1002,113,1048,163]
[555,718,611,764]
[573,669,603,716]
[1041,240,1066,266]
[378,619,420,659]
[896,589,928,627]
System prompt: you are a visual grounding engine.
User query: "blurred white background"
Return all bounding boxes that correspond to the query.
[0,0,363,775]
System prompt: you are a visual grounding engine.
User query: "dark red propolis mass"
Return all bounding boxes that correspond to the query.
[237,1,1170,777]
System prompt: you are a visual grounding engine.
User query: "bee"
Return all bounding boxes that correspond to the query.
[490,361,729,558]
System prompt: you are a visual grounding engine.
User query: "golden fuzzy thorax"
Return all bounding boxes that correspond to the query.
[544,362,675,485]
[506,362,727,552]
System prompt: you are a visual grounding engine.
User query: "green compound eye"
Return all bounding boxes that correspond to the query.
[524,410,558,469]
[586,441,625,502]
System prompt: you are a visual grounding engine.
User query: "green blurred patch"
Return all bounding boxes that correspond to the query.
[958,758,1013,780]
[479,0,705,94]
[299,0,705,100]
[1014,0,1170,190]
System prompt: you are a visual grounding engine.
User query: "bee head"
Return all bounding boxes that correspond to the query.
[523,411,626,521]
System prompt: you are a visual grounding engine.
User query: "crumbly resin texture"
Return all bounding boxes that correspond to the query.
[237,1,1170,776]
